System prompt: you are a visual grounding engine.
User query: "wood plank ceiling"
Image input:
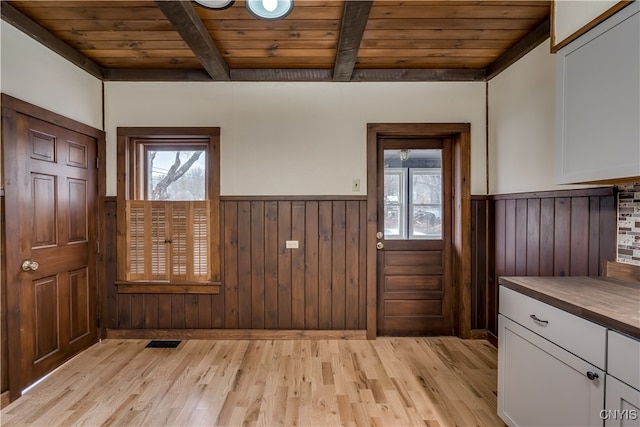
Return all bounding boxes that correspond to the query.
[1,1,551,82]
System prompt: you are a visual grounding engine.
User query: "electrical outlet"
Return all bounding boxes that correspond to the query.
[352,179,361,192]
[286,240,299,249]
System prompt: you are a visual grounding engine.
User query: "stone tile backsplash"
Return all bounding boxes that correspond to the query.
[617,183,640,266]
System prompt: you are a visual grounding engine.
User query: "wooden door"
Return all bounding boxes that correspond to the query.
[376,137,453,336]
[4,113,98,391]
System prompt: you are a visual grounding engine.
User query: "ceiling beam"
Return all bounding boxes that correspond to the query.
[103,68,487,82]
[155,1,229,81]
[486,17,550,81]
[351,69,487,82]
[103,69,213,82]
[333,0,373,82]
[1,2,104,80]
[231,69,333,81]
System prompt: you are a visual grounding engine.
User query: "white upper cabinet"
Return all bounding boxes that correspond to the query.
[556,2,640,184]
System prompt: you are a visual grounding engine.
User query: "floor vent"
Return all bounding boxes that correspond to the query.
[145,340,181,348]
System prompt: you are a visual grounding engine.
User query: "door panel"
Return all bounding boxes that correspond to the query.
[32,174,57,247]
[67,141,88,168]
[69,267,90,342]
[30,130,56,162]
[377,139,453,336]
[68,179,88,243]
[33,276,60,361]
[384,275,442,292]
[384,299,442,316]
[8,113,98,390]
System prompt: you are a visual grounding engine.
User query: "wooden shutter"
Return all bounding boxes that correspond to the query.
[192,204,210,279]
[170,203,187,279]
[125,200,210,283]
[127,202,146,279]
[169,201,211,282]
[149,203,167,279]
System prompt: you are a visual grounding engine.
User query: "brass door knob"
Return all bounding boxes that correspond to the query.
[376,231,384,240]
[22,260,39,271]
[376,242,384,250]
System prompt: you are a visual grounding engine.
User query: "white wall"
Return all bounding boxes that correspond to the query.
[554,0,620,47]
[0,21,103,311]
[105,81,487,196]
[0,21,103,131]
[488,41,592,195]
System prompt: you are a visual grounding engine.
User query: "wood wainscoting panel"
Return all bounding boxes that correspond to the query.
[470,196,489,333]
[106,198,368,331]
[472,188,617,339]
[1,194,6,398]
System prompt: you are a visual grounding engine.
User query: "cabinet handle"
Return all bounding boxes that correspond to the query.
[586,371,599,381]
[529,314,549,325]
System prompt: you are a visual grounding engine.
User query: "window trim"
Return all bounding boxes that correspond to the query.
[116,128,221,293]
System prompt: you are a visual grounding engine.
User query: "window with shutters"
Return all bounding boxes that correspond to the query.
[116,128,221,293]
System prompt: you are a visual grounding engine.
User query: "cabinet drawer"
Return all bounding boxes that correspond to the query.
[499,286,607,369]
[608,331,640,391]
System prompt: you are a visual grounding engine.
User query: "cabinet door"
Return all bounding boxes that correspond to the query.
[498,315,605,427]
[556,2,640,184]
[604,375,640,427]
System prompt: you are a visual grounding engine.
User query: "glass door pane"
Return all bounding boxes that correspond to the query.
[410,168,442,239]
[383,149,442,240]
[383,168,406,239]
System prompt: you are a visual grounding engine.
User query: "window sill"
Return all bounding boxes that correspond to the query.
[115,281,221,295]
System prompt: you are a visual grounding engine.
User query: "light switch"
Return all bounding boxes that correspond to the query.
[352,179,361,192]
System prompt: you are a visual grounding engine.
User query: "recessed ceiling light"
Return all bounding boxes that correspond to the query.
[193,0,235,10]
[246,0,293,20]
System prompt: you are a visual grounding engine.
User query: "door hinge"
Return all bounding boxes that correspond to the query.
[97,240,101,254]
[96,156,99,168]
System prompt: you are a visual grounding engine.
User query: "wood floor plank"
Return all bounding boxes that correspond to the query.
[1,337,503,426]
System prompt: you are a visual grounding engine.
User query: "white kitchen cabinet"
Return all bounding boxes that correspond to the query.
[608,330,640,391]
[605,331,640,427]
[498,315,605,426]
[605,375,640,427]
[498,286,607,426]
[556,2,640,184]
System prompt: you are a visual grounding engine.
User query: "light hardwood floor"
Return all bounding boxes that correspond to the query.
[1,337,504,426]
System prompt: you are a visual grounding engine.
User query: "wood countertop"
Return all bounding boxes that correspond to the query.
[498,276,640,340]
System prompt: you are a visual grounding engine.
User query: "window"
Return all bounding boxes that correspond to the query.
[384,149,442,240]
[116,129,220,290]
[137,143,208,201]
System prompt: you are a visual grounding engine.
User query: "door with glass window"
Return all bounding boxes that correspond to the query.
[376,138,453,336]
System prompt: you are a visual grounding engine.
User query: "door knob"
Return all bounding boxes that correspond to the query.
[376,242,384,250]
[376,231,384,240]
[22,260,39,271]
